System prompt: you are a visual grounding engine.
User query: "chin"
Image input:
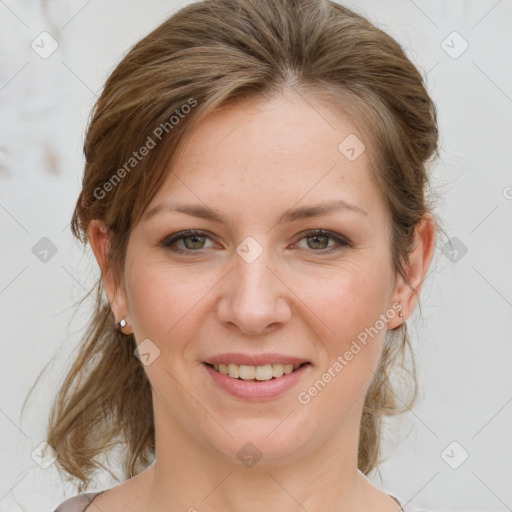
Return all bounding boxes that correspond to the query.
[205,420,315,468]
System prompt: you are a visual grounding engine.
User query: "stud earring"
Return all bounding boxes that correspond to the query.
[117,317,127,333]
[390,306,405,332]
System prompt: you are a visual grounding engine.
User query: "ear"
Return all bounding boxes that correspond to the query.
[87,219,133,335]
[388,212,437,328]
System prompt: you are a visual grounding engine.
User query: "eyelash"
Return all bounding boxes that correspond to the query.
[161,229,351,255]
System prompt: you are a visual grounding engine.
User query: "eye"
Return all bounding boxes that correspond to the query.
[161,229,350,255]
[161,230,215,254]
[293,229,351,254]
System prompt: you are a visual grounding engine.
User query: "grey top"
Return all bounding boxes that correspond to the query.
[53,491,105,511]
[53,490,427,511]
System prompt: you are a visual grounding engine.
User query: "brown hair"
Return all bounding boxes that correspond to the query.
[25,0,443,493]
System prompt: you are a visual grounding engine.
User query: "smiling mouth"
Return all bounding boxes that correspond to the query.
[205,362,310,381]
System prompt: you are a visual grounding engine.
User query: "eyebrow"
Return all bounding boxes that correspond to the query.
[143,199,367,226]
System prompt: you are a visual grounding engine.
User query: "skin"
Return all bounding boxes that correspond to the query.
[88,89,436,512]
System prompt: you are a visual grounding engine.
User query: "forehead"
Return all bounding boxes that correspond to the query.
[147,91,386,222]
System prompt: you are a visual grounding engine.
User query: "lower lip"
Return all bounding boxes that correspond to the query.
[203,362,311,401]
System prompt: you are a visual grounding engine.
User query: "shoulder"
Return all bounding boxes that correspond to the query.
[53,491,105,512]
[391,494,430,512]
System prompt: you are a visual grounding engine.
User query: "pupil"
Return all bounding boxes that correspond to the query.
[185,235,204,249]
[309,235,327,249]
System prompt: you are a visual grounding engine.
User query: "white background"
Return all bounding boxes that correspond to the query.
[0,1,511,511]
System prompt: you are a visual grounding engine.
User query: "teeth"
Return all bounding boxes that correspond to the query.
[210,362,304,380]
[284,364,294,374]
[239,364,256,379]
[255,365,273,380]
[228,363,239,378]
[272,364,284,378]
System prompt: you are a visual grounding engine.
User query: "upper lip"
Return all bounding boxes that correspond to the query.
[203,353,310,366]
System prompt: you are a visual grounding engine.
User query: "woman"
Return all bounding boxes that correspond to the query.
[50,0,440,510]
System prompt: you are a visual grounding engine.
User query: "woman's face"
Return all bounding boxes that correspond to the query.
[109,91,407,466]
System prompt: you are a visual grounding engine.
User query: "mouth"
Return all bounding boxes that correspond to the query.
[202,360,312,400]
[204,362,311,381]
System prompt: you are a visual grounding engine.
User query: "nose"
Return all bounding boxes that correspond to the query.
[216,245,292,336]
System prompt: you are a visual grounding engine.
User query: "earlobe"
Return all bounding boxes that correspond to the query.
[87,219,132,334]
[388,213,437,329]
[116,316,133,336]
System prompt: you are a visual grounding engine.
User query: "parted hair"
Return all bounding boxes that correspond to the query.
[29,0,440,492]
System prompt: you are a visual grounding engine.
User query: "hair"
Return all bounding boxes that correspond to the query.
[26,0,443,493]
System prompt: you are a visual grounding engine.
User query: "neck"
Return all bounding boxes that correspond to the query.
[141,397,392,512]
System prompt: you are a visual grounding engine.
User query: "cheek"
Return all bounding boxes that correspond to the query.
[125,263,185,340]
[296,282,386,425]
[125,261,223,352]
[291,257,392,344]
[126,269,164,335]
[291,259,390,398]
